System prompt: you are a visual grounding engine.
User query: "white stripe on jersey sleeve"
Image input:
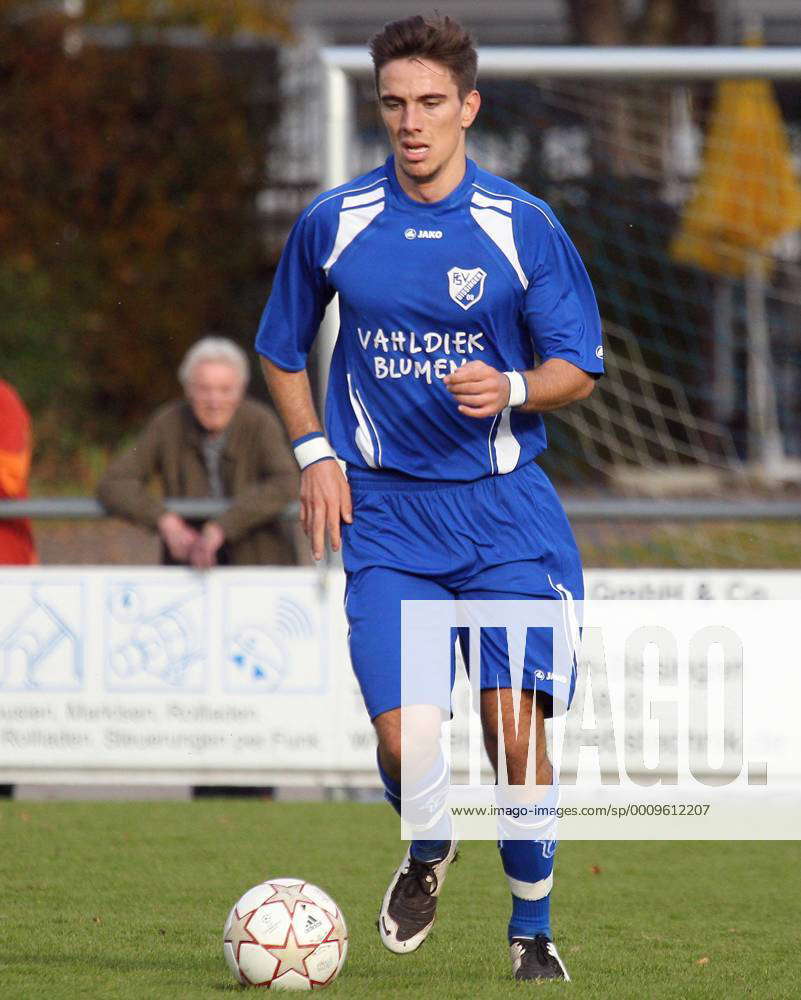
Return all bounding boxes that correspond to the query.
[342,186,386,209]
[472,182,555,228]
[470,193,529,290]
[324,195,385,274]
[471,189,513,214]
[307,177,386,217]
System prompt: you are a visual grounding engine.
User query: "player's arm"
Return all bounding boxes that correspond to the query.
[446,212,603,420]
[444,357,594,419]
[260,358,352,562]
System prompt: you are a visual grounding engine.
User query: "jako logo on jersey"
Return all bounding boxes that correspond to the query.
[405,228,443,240]
[447,266,487,310]
[595,345,604,359]
[534,669,568,683]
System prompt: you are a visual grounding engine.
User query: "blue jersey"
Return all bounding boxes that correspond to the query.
[256,156,603,481]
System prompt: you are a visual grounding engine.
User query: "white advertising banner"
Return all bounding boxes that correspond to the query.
[1,567,800,799]
[584,568,801,601]
[0,567,374,784]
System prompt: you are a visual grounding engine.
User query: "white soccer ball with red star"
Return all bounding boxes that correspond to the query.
[223,877,348,990]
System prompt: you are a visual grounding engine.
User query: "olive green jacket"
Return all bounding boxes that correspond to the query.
[97,399,298,565]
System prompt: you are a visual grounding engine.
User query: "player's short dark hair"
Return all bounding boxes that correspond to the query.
[368,13,478,100]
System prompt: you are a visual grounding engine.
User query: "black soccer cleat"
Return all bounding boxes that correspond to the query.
[510,934,571,981]
[378,842,458,954]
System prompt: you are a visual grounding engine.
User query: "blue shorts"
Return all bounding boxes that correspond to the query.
[342,460,582,720]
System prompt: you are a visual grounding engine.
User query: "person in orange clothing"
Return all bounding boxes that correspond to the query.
[0,379,37,564]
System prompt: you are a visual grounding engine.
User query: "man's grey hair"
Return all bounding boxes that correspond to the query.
[178,337,250,388]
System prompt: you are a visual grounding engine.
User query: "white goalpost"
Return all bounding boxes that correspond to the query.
[321,44,801,195]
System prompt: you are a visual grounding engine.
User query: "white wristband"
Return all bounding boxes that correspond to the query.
[293,435,336,470]
[504,370,528,408]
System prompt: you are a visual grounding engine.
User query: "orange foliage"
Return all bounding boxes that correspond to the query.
[80,0,292,40]
[0,10,281,450]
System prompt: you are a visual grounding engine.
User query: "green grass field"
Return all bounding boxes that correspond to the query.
[0,800,797,998]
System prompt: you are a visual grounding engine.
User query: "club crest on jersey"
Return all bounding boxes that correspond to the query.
[447,267,487,310]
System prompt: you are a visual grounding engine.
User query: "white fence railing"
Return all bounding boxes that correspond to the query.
[3,498,801,521]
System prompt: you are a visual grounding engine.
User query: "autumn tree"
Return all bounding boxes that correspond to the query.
[0,1,288,475]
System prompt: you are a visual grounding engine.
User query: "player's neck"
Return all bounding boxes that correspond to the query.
[393,152,468,204]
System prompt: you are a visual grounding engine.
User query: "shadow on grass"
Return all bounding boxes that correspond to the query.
[0,949,218,976]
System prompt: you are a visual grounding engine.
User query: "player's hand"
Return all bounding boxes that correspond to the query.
[444,360,513,419]
[158,512,199,562]
[188,522,226,570]
[300,459,353,561]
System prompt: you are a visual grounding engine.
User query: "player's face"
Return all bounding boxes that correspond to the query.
[185,360,245,435]
[378,57,480,196]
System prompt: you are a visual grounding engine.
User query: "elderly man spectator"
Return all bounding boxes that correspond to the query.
[97,337,298,567]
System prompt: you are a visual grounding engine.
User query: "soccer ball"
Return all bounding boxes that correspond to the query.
[223,877,348,990]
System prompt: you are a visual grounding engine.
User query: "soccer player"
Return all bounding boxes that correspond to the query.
[256,14,603,982]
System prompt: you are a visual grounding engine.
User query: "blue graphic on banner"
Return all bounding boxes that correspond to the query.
[105,581,206,691]
[223,585,325,694]
[0,583,83,691]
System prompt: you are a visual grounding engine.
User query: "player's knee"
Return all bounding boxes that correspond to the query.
[373,710,403,777]
[484,718,552,786]
[378,738,402,779]
[503,747,552,788]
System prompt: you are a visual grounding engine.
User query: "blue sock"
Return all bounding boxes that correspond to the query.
[376,750,451,862]
[410,832,451,863]
[499,838,555,941]
[377,749,402,816]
